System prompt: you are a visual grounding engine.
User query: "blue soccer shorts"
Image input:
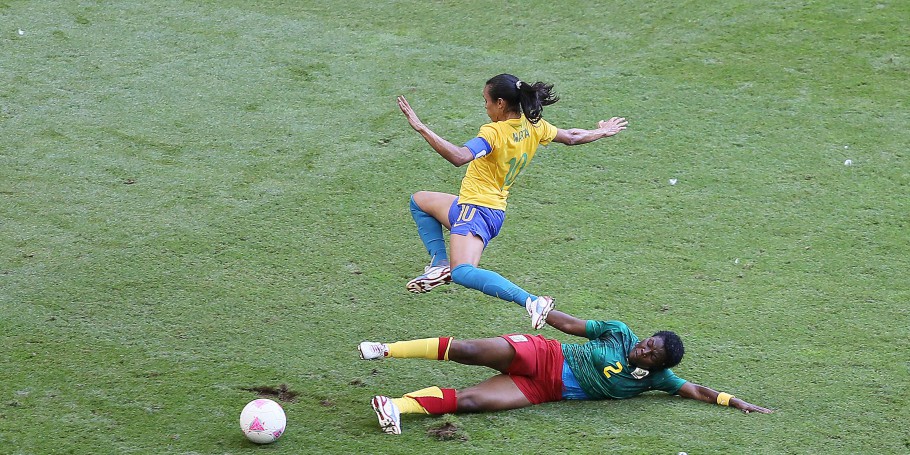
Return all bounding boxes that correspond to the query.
[447,198,505,248]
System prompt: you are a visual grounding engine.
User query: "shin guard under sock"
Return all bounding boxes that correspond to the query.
[450,263,535,306]
[410,196,448,266]
[397,387,458,415]
[387,337,452,360]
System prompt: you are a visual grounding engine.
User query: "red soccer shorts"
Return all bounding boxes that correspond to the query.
[500,334,565,404]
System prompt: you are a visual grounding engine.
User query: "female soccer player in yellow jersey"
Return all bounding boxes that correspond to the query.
[399,73,628,328]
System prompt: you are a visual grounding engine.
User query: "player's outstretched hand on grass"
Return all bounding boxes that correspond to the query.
[597,117,628,137]
[676,383,772,415]
[733,398,773,414]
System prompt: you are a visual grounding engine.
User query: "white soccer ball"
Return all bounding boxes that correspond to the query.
[239,399,287,444]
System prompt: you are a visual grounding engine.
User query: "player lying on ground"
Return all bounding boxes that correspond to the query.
[358,307,772,434]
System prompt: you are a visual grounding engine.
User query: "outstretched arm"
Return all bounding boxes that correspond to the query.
[552,117,628,146]
[676,382,773,414]
[397,96,474,167]
[544,310,588,338]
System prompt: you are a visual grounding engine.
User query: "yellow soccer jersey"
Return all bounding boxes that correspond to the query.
[459,115,558,210]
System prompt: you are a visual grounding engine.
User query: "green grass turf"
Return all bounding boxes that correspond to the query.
[2,0,909,453]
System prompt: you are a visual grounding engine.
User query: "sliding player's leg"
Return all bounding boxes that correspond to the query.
[359,336,515,371]
[370,375,531,435]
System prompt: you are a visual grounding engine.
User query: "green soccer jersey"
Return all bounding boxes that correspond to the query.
[561,320,686,399]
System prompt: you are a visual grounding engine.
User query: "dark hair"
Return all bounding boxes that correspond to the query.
[653,331,685,369]
[485,73,559,124]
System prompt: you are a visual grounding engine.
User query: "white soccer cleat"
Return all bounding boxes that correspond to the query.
[358,342,389,360]
[526,296,555,330]
[371,396,402,435]
[406,264,452,294]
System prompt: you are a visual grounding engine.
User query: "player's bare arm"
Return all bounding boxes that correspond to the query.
[553,117,628,145]
[676,382,773,414]
[543,310,588,337]
[397,95,474,166]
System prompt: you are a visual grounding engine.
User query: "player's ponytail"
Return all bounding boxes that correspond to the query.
[486,74,559,124]
[516,79,559,124]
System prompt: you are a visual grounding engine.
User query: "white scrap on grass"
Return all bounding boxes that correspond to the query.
[844,159,853,166]
[669,178,678,185]
[18,29,25,35]
[734,258,740,264]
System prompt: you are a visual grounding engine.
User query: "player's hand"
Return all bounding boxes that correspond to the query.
[598,117,628,137]
[397,96,425,132]
[733,399,773,414]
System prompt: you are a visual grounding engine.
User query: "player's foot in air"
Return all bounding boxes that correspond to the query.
[358,342,389,360]
[406,264,452,294]
[371,396,402,435]
[526,296,555,330]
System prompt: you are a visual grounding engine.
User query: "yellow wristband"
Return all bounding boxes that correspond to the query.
[716,392,734,406]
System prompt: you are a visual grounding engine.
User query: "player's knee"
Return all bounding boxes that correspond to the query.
[448,340,481,361]
[455,390,484,413]
[409,194,422,212]
[451,263,475,285]
[410,191,434,209]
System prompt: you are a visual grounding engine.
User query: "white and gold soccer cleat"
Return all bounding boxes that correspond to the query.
[526,296,555,330]
[406,264,452,294]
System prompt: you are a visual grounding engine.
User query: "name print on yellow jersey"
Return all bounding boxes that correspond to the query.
[512,128,530,142]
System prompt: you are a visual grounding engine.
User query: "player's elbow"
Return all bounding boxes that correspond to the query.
[449,156,471,167]
[449,151,473,167]
[556,130,583,146]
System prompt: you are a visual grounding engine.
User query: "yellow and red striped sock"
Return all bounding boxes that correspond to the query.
[387,337,452,360]
[392,386,457,415]
[390,396,428,414]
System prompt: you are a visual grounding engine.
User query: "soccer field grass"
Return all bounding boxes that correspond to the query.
[2,1,908,453]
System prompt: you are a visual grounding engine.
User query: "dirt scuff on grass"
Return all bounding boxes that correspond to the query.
[242,384,300,403]
[427,422,468,441]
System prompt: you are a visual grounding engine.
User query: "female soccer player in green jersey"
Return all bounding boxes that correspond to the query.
[358,307,772,435]
[399,73,628,328]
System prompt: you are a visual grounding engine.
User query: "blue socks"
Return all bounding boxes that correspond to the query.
[451,264,535,306]
[410,196,448,267]
[410,195,533,306]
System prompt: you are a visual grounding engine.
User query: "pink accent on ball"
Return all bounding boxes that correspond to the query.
[253,399,269,408]
[248,417,265,431]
